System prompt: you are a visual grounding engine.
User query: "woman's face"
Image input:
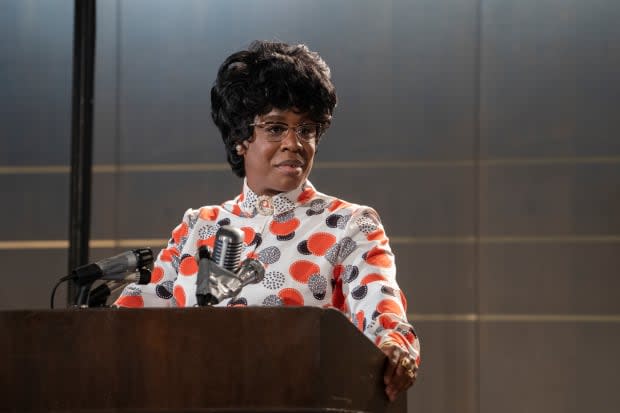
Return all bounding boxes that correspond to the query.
[241,108,317,196]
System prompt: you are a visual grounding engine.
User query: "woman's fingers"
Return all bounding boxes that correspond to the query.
[382,344,401,385]
[380,343,418,401]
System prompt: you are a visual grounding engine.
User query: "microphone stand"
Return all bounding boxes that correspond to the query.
[74,283,93,308]
[196,257,265,306]
[196,258,238,306]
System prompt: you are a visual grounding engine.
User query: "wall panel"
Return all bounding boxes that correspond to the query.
[0,0,73,166]
[480,322,620,413]
[394,243,475,315]
[0,174,69,241]
[0,250,69,309]
[407,321,477,413]
[480,0,620,158]
[480,163,620,236]
[480,242,620,314]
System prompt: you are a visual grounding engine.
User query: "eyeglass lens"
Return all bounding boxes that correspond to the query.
[257,122,320,142]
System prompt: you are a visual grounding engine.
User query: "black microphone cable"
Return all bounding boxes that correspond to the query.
[50,277,70,309]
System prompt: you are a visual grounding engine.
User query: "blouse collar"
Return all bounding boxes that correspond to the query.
[239,178,316,216]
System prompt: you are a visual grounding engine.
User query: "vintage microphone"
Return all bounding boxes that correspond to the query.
[51,248,154,308]
[62,248,154,285]
[196,225,244,306]
[196,225,264,306]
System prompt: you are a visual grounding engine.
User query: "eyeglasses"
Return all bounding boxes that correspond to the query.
[250,121,324,143]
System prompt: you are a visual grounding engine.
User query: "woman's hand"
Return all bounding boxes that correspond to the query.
[381,343,418,402]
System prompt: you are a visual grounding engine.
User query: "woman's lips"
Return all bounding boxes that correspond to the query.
[275,160,304,175]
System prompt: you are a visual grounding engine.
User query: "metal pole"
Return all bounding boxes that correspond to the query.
[67,0,96,306]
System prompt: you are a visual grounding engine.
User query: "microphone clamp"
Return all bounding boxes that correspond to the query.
[195,257,265,306]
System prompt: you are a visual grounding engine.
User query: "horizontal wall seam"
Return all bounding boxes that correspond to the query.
[2,235,620,250]
[392,235,620,244]
[2,156,620,174]
[0,239,166,250]
[408,313,620,322]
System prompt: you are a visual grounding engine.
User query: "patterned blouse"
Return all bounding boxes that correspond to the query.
[115,179,421,365]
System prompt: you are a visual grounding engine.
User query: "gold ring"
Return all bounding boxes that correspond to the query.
[400,357,416,380]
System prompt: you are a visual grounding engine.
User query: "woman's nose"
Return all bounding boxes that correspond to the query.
[280,128,303,150]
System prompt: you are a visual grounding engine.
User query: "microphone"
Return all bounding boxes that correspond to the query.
[195,225,265,306]
[100,266,152,284]
[87,268,152,307]
[64,248,154,285]
[211,226,244,272]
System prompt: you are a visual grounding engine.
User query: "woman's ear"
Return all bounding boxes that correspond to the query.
[235,140,249,155]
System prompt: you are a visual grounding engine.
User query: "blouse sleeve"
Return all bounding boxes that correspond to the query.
[338,206,421,366]
[113,208,193,308]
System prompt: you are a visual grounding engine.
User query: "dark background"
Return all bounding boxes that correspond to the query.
[1,0,619,412]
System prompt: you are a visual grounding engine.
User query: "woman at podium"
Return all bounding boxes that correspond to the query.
[115,40,420,400]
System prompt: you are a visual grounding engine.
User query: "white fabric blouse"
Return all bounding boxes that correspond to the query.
[115,179,420,365]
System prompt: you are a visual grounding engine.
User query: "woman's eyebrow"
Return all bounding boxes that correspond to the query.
[260,114,287,122]
[257,114,315,125]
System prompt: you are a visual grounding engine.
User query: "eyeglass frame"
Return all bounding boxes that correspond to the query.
[249,121,327,143]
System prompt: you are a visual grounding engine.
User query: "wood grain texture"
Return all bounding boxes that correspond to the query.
[0,308,404,412]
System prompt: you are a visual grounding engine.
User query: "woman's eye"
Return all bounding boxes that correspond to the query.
[265,125,287,135]
[298,125,315,136]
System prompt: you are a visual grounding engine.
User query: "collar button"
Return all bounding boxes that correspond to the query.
[256,195,274,216]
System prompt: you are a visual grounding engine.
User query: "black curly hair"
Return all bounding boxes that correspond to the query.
[211,40,337,177]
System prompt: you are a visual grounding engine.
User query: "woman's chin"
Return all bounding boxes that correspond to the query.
[269,176,306,194]
[249,170,310,196]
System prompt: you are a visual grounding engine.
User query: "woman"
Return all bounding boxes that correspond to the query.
[115,40,420,401]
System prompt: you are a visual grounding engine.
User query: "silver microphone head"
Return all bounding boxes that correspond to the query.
[212,225,244,272]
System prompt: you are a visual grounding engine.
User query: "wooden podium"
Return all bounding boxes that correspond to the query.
[0,307,406,412]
